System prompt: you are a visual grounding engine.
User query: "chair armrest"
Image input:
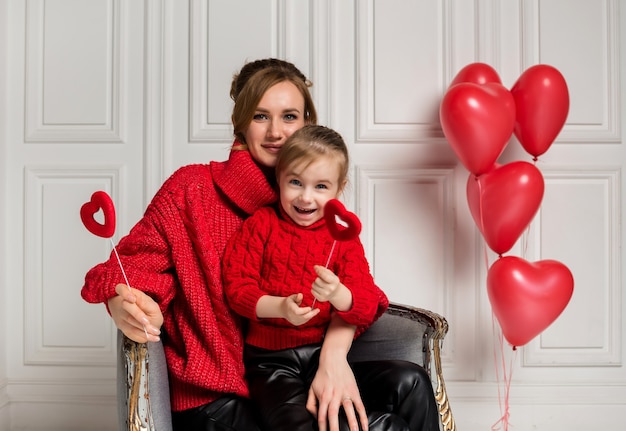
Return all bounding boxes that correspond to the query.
[118,331,171,431]
[378,303,456,431]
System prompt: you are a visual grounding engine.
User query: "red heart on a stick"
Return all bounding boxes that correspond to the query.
[466,161,544,255]
[440,82,516,176]
[80,191,116,238]
[324,199,361,242]
[487,256,574,347]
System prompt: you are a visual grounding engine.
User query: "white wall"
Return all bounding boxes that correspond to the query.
[1,0,625,430]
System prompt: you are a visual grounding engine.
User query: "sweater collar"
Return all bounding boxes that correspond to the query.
[211,146,278,216]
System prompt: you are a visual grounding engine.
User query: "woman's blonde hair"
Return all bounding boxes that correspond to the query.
[275,125,349,189]
[230,59,318,145]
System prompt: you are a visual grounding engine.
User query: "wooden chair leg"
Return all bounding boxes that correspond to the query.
[433,339,456,431]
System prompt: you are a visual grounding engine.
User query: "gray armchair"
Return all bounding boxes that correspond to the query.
[119,302,456,431]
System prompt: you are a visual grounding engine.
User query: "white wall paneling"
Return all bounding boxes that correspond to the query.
[523,167,622,368]
[521,0,620,142]
[189,0,281,142]
[23,167,120,366]
[356,164,479,381]
[25,0,123,142]
[357,0,449,142]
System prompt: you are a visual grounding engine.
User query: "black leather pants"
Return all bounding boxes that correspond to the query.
[171,395,262,431]
[244,344,440,431]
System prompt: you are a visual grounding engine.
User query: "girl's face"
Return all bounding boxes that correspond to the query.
[279,155,344,227]
[244,81,306,168]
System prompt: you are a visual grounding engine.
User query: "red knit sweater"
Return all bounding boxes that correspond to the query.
[222,206,388,351]
[81,148,277,412]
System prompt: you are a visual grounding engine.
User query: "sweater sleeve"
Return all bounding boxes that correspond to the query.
[80,168,189,312]
[333,238,388,336]
[222,209,272,320]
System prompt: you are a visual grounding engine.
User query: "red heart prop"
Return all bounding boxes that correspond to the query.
[80,191,116,238]
[449,62,502,87]
[511,64,569,158]
[440,82,515,176]
[324,199,361,242]
[466,161,544,255]
[487,256,574,347]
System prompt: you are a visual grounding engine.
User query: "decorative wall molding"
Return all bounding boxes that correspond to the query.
[356,0,464,142]
[356,164,457,358]
[188,0,328,143]
[520,0,620,143]
[143,0,167,201]
[23,167,120,365]
[7,378,116,430]
[522,166,622,367]
[189,0,284,142]
[24,0,124,143]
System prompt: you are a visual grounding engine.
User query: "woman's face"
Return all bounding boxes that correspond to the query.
[244,81,307,168]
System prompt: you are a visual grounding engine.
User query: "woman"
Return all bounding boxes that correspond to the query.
[82,59,439,431]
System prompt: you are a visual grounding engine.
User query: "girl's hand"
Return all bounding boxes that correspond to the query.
[312,266,353,312]
[281,293,320,326]
[311,265,342,302]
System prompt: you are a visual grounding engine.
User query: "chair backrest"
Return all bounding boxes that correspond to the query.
[348,305,435,370]
[117,302,455,431]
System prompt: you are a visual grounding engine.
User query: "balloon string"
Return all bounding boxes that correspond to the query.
[522,224,530,258]
[312,239,337,309]
[491,314,516,431]
[110,238,150,341]
[476,176,492,268]
[476,175,486,238]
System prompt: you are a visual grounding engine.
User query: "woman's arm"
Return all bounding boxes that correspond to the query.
[306,313,369,431]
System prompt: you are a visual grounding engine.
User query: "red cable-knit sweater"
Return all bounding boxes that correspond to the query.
[81,148,277,412]
[222,205,388,351]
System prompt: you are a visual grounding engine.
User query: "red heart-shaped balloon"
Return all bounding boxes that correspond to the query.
[80,191,116,238]
[511,64,569,158]
[324,199,362,242]
[466,161,544,255]
[440,82,515,176]
[487,256,574,347]
[449,62,502,87]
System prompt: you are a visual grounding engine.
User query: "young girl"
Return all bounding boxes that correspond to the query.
[223,125,430,431]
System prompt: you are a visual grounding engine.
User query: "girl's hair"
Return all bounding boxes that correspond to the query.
[275,125,349,188]
[230,59,318,145]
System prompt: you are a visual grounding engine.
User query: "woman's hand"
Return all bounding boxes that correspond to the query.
[306,314,368,431]
[107,284,163,343]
